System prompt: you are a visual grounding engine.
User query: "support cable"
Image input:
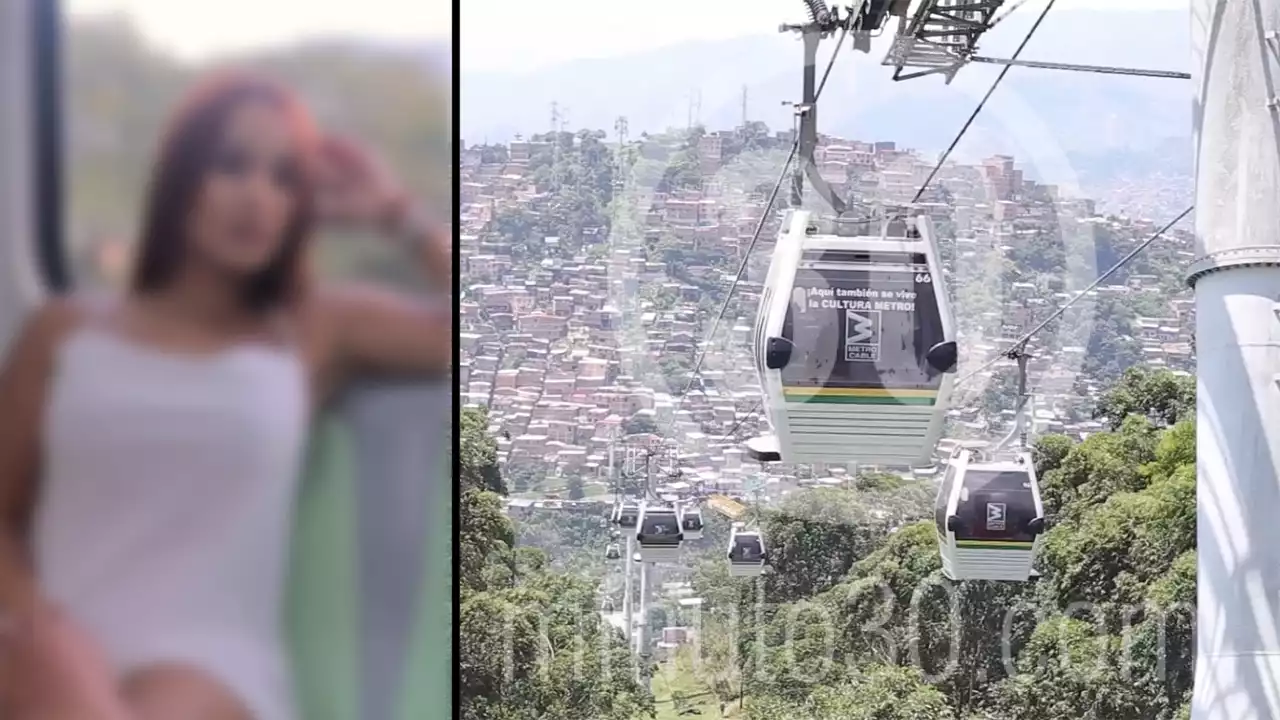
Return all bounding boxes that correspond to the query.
[662,8,854,461]
[954,205,1194,388]
[909,0,1058,206]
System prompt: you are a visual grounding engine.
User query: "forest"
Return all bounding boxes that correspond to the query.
[460,100,1201,719]
[460,366,1197,720]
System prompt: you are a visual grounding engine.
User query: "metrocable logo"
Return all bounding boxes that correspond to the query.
[986,503,1007,531]
[844,309,881,362]
[845,309,880,345]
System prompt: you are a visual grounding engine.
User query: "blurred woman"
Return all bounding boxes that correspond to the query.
[0,72,450,719]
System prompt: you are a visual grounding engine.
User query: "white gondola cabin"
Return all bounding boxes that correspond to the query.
[604,542,621,560]
[613,502,640,529]
[936,449,1045,581]
[746,210,957,467]
[680,507,704,540]
[636,502,683,563]
[727,526,767,577]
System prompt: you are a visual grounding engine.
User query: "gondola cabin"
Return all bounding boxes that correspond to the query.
[636,503,683,563]
[604,543,621,560]
[614,502,640,529]
[680,507,705,540]
[745,210,957,467]
[727,527,767,578]
[936,450,1045,581]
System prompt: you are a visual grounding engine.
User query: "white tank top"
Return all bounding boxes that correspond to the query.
[31,325,310,719]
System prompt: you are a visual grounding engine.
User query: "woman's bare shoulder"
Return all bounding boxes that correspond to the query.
[16,292,116,355]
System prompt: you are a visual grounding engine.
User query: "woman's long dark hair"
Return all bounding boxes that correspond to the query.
[130,71,319,313]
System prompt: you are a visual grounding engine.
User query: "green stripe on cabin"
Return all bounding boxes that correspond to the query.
[955,540,1035,550]
[783,390,938,406]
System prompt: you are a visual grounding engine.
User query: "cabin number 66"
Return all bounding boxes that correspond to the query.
[914,273,932,283]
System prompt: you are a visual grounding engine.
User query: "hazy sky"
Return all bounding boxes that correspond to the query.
[65,0,449,61]
[460,0,1185,73]
[64,0,1183,70]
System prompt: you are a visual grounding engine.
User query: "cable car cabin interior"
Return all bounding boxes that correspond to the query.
[614,502,640,529]
[936,449,1045,582]
[746,209,957,467]
[727,528,767,578]
[680,507,705,540]
[636,503,683,563]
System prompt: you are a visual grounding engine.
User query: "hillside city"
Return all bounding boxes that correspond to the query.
[459,122,1196,508]
[457,117,1201,720]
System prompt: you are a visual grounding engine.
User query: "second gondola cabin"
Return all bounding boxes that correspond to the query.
[727,526,767,578]
[614,502,640,529]
[680,506,705,540]
[936,449,1045,582]
[636,502,683,563]
[745,210,957,467]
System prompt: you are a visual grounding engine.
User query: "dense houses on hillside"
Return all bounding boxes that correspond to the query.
[459,127,1196,500]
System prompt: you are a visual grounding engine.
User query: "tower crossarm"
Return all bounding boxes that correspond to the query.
[881,0,1008,83]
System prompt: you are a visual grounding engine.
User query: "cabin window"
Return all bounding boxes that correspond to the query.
[953,470,1037,543]
[782,260,944,393]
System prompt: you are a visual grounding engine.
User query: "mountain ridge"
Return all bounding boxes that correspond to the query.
[461,7,1190,164]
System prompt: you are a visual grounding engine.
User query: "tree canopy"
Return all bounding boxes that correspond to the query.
[460,407,652,720]
[462,369,1198,719]
[671,368,1197,719]
[462,122,1200,719]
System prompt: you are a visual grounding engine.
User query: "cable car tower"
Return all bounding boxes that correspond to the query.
[853,0,1191,83]
[1190,0,1280,716]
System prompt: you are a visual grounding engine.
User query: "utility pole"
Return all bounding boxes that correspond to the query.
[614,432,635,680]
[613,116,629,194]
[550,101,563,171]
[741,84,749,128]
[1189,1,1280,718]
[615,115,629,146]
[639,450,659,660]
[687,89,702,129]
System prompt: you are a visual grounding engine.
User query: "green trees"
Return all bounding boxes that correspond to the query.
[662,370,1197,719]
[459,407,652,720]
[460,118,1199,718]
[1094,366,1195,430]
